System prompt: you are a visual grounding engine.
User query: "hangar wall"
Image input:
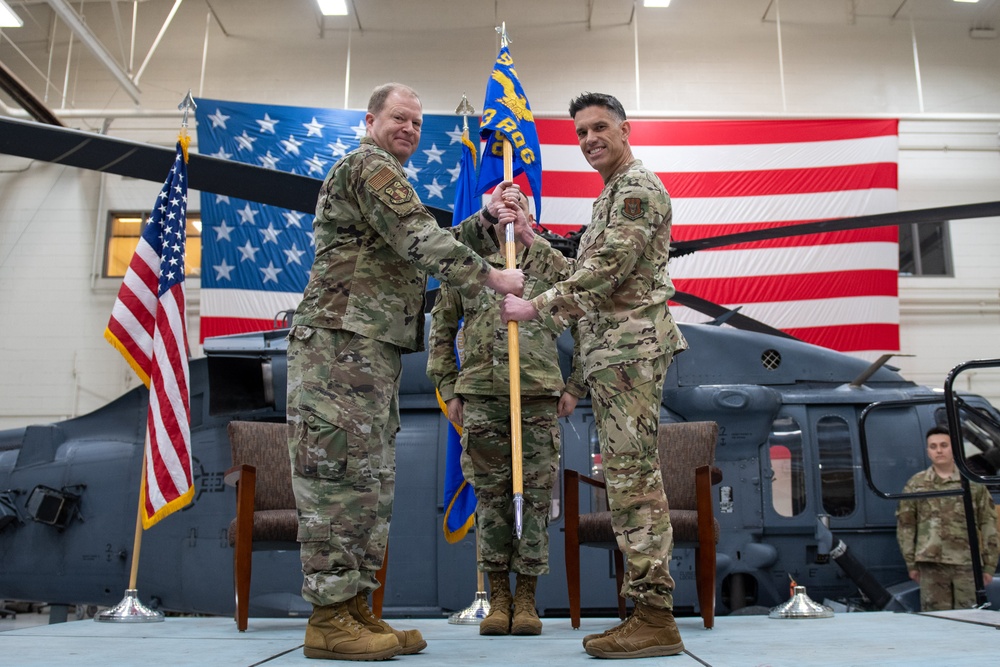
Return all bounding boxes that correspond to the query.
[1,1,998,428]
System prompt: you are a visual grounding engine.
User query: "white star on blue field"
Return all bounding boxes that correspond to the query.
[195,97,479,294]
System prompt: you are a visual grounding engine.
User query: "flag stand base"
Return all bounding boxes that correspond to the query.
[95,589,164,623]
[448,591,491,625]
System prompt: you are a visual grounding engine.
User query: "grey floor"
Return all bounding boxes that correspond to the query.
[2,607,999,667]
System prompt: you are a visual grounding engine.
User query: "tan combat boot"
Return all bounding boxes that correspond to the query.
[584,602,685,659]
[303,601,401,661]
[480,570,513,635]
[581,615,631,649]
[346,592,427,655]
[511,573,543,635]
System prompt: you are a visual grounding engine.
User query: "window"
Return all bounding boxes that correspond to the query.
[899,221,951,276]
[816,416,855,517]
[104,211,201,278]
[768,416,806,517]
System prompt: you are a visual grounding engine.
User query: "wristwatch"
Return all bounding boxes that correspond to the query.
[481,204,499,224]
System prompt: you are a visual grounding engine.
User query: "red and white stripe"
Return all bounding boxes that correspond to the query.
[105,143,194,528]
[143,279,192,524]
[523,118,899,355]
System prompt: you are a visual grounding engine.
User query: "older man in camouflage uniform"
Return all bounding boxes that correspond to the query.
[498,92,687,659]
[427,192,586,637]
[896,425,999,611]
[287,82,524,661]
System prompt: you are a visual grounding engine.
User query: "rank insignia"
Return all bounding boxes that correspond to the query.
[622,198,644,220]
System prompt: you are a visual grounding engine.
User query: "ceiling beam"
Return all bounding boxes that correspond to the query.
[0,60,63,125]
[45,0,142,103]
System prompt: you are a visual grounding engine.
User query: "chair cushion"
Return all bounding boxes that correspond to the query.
[578,511,616,547]
[578,509,719,547]
[228,508,298,546]
[670,509,721,544]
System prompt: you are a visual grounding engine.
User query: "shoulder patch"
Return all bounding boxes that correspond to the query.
[622,197,644,220]
[367,165,397,192]
[367,165,413,205]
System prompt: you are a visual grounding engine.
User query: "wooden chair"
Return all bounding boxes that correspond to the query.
[564,420,721,629]
[224,420,389,631]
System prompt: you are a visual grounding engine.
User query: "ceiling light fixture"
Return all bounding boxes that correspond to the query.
[317,0,349,16]
[644,0,672,6]
[0,0,24,28]
[953,0,980,4]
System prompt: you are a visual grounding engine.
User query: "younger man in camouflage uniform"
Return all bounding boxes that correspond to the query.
[427,192,586,636]
[499,92,688,659]
[896,425,999,611]
[287,82,524,661]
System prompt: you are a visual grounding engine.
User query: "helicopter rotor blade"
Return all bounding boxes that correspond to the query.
[0,116,323,214]
[0,116,459,224]
[670,200,1000,258]
[670,291,799,340]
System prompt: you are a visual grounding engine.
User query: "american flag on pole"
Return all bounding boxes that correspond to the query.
[104,136,194,529]
[527,118,900,355]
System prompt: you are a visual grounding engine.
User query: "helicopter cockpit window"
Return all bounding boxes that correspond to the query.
[104,211,202,279]
[817,416,855,517]
[933,405,1000,476]
[768,416,806,517]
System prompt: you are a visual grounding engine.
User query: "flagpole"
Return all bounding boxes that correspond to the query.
[448,516,492,624]
[127,455,146,590]
[491,22,525,540]
[95,436,164,622]
[447,94,493,625]
[96,91,197,624]
[502,139,525,540]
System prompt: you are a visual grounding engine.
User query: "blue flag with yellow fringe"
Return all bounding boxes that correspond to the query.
[441,127,479,543]
[476,45,543,220]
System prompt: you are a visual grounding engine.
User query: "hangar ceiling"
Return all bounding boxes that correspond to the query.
[0,0,998,122]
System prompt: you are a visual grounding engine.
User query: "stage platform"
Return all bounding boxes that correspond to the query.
[2,608,999,666]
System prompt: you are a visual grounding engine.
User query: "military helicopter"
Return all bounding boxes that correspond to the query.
[1,116,999,621]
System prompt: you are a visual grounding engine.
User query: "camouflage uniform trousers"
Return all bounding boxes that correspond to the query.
[588,352,674,609]
[917,562,977,611]
[286,325,401,607]
[460,394,561,576]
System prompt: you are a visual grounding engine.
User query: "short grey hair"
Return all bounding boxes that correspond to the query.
[368,83,421,114]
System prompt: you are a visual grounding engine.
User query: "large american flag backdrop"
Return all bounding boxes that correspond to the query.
[195,99,898,355]
[194,98,480,340]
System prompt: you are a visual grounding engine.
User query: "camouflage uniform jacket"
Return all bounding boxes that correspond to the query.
[519,159,687,378]
[293,136,495,352]
[427,248,588,402]
[896,466,1000,571]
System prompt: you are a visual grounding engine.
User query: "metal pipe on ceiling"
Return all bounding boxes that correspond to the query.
[133,0,183,85]
[45,0,141,103]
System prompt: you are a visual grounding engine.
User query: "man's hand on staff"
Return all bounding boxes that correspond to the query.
[497,195,536,248]
[486,268,524,296]
[502,294,538,323]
